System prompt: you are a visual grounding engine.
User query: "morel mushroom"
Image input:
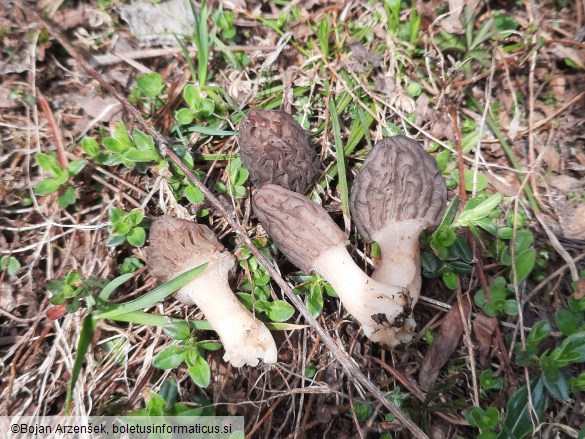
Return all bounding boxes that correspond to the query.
[147,216,277,367]
[238,109,320,193]
[253,184,412,347]
[349,136,447,311]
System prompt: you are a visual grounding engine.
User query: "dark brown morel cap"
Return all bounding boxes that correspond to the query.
[252,184,346,274]
[238,110,320,193]
[349,136,447,242]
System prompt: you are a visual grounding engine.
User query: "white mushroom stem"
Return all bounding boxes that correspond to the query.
[371,220,423,307]
[176,256,277,368]
[313,244,411,346]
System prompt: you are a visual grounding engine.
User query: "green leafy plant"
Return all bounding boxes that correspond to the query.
[512,287,585,403]
[80,137,110,166]
[154,321,221,388]
[215,156,249,199]
[497,377,547,439]
[129,72,166,113]
[540,328,585,401]
[293,273,337,318]
[89,121,162,171]
[352,402,373,422]
[304,362,317,379]
[480,370,502,398]
[423,194,500,288]
[465,406,500,439]
[133,379,216,417]
[47,271,97,313]
[213,9,236,40]
[0,255,20,277]
[175,84,215,125]
[466,376,548,439]
[118,257,144,274]
[107,208,147,247]
[474,276,518,317]
[317,13,331,58]
[383,0,421,45]
[236,241,294,323]
[34,152,87,208]
[190,0,210,87]
[495,229,536,283]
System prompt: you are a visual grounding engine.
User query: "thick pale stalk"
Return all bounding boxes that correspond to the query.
[313,245,410,346]
[178,262,277,367]
[371,220,423,306]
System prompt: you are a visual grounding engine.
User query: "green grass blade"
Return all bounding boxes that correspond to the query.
[65,314,97,414]
[328,94,350,230]
[191,0,210,86]
[93,263,208,320]
[98,272,135,302]
[109,311,308,331]
[110,311,212,329]
[187,126,236,136]
[173,33,197,82]
[356,107,373,150]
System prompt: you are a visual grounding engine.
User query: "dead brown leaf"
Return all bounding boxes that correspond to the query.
[430,112,455,141]
[419,298,471,391]
[575,278,585,300]
[473,313,497,368]
[548,174,584,192]
[549,44,585,70]
[559,203,585,240]
[72,94,122,122]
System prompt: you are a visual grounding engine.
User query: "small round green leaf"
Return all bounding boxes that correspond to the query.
[103,137,127,153]
[106,234,127,247]
[306,283,324,317]
[153,344,185,369]
[183,84,199,108]
[136,72,164,98]
[442,271,458,289]
[81,137,100,157]
[198,341,222,351]
[185,185,205,204]
[265,300,294,322]
[176,108,195,125]
[188,356,211,388]
[57,186,77,208]
[512,248,536,283]
[132,129,156,152]
[163,322,191,341]
[35,178,61,195]
[126,227,146,247]
[0,256,21,276]
[35,152,62,176]
[67,159,87,176]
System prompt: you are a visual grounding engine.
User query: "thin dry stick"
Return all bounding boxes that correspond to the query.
[19,3,428,437]
[93,45,279,66]
[456,283,479,407]
[37,90,68,170]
